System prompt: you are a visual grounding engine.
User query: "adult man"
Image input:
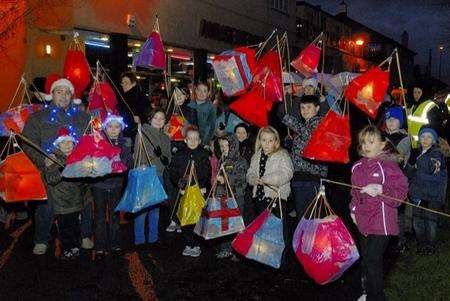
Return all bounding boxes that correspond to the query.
[23,78,91,255]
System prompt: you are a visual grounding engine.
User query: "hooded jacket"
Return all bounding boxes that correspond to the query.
[350,153,408,236]
[187,100,216,145]
[213,134,249,202]
[407,145,447,203]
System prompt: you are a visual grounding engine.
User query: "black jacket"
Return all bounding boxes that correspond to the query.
[427,101,449,141]
[118,85,151,137]
[168,144,211,190]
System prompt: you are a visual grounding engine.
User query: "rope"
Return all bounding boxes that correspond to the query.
[255,29,277,59]
[320,178,450,218]
[394,48,407,108]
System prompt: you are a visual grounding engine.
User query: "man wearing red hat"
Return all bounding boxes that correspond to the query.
[23,77,91,256]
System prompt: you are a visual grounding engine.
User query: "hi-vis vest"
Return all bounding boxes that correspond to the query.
[407,94,450,148]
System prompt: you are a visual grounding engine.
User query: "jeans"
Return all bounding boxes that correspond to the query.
[413,200,441,248]
[291,180,320,219]
[92,187,122,250]
[59,211,80,251]
[359,234,390,301]
[34,201,54,245]
[80,203,93,239]
[134,205,160,245]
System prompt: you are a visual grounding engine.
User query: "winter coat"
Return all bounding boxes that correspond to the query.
[247,149,294,201]
[213,134,249,202]
[282,114,328,181]
[385,129,411,167]
[118,85,151,137]
[137,124,172,176]
[22,104,91,170]
[43,150,91,215]
[168,144,211,190]
[350,153,408,236]
[187,100,216,146]
[92,136,134,190]
[406,145,447,203]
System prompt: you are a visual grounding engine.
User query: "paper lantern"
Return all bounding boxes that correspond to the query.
[167,113,186,141]
[252,51,283,103]
[134,31,166,70]
[88,82,118,120]
[293,216,359,284]
[0,151,47,202]
[115,165,167,213]
[344,67,390,119]
[212,47,256,97]
[177,183,206,226]
[229,88,273,127]
[0,104,43,136]
[302,109,351,163]
[62,133,127,178]
[63,50,91,98]
[232,209,285,269]
[291,44,321,77]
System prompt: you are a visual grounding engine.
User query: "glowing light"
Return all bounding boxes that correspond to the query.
[355,39,364,46]
[45,44,52,55]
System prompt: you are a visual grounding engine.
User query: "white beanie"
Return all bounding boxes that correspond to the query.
[50,78,75,95]
[302,77,318,89]
[103,114,126,129]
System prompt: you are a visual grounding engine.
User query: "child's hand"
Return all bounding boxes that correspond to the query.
[200,188,207,195]
[255,178,265,185]
[350,213,357,225]
[431,158,441,173]
[45,154,57,167]
[360,184,382,197]
[216,176,225,184]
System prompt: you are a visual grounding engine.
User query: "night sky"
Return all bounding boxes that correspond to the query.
[305,0,450,84]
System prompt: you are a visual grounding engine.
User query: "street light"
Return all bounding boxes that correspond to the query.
[438,45,444,81]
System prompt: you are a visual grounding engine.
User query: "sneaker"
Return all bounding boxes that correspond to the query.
[190,246,201,257]
[71,247,80,257]
[81,238,94,249]
[288,210,297,218]
[182,246,193,256]
[166,221,178,232]
[216,250,232,259]
[33,243,47,255]
[357,294,367,301]
[61,248,79,260]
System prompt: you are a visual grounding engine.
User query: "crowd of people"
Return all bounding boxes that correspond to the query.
[0,70,449,301]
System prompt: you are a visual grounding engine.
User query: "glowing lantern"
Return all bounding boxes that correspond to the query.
[212,47,256,97]
[0,151,47,202]
[302,109,351,163]
[168,113,187,141]
[229,88,273,127]
[291,44,322,77]
[252,51,283,103]
[63,50,91,98]
[88,82,118,120]
[344,66,389,119]
[134,31,166,70]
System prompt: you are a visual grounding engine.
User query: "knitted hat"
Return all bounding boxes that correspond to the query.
[103,114,126,129]
[53,127,75,146]
[419,126,438,142]
[302,77,318,89]
[50,78,75,95]
[385,107,405,128]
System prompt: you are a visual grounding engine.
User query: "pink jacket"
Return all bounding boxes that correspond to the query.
[350,153,408,236]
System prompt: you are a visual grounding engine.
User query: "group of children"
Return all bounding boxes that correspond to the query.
[14,76,447,301]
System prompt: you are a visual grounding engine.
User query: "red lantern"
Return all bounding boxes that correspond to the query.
[344,67,389,119]
[0,152,47,202]
[63,50,91,98]
[291,44,322,78]
[88,82,118,120]
[302,110,351,163]
[252,51,283,103]
[229,88,273,128]
[168,113,187,141]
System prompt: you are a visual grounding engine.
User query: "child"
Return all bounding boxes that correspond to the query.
[282,95,328,219]
[383,106,412,253]
[407,126,447,255]
[234,123,253,164]
[187,82,216,146]
[135,110,172,246]
[246,126,293,242]
[168,127,211,257]
[214,134,249,259]
[44,128,91,259]
[92,115,133,258]
[350,125,408,301]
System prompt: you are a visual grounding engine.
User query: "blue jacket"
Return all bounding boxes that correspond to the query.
[408,145,448,203]
[188,100,216,145]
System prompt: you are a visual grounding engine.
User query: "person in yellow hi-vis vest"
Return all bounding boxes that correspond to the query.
[407,100,436,149]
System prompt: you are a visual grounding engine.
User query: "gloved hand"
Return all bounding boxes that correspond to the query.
[160,155,169,166]
[153,146,162,157]
[350,213,357,225]
[360,184,383,197]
